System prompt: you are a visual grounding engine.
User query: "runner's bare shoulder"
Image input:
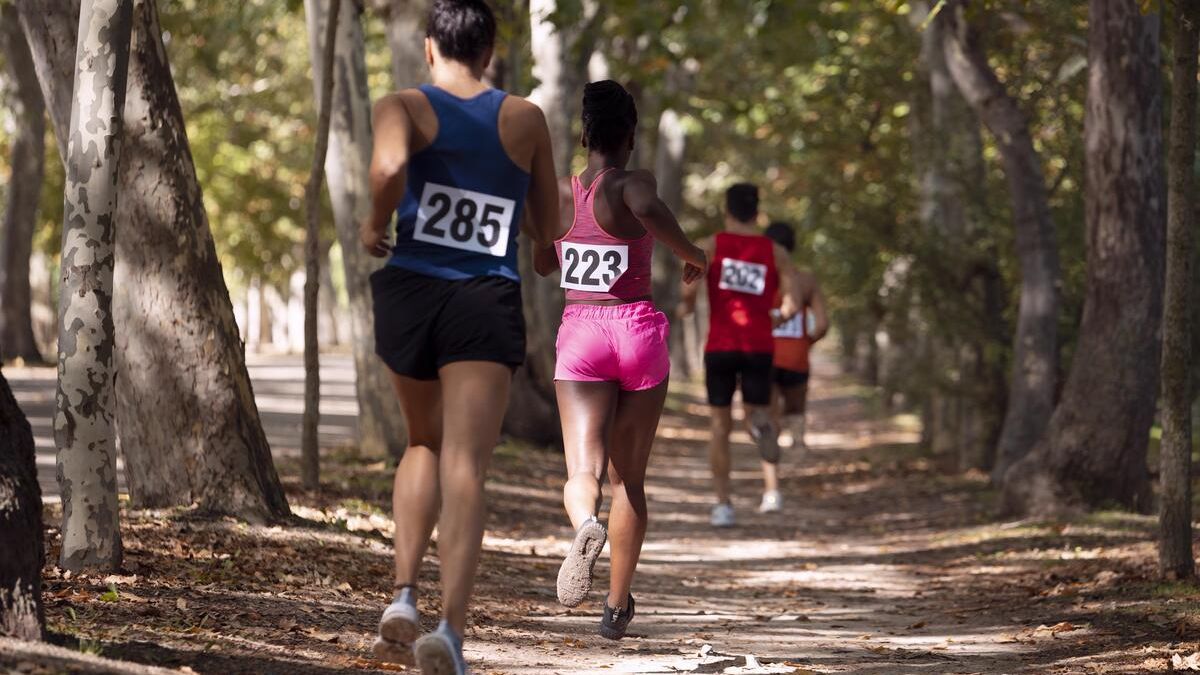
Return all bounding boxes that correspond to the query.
[498,95,549,172]
[375,89,437,152]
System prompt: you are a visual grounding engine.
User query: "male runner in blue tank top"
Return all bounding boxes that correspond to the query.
[359,1,559,672]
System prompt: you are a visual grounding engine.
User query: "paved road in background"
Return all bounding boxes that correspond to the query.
[6,353,361,500]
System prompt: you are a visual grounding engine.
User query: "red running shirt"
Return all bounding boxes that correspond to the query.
[705,232,778,353]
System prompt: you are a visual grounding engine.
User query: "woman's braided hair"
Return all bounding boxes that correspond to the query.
[581,80,638,154]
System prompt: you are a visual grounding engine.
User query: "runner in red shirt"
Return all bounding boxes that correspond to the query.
[678,184,798,527]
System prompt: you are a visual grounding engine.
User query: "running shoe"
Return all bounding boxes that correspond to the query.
[414,621,468,675]
[598,593,636,640]
[557,517,608,607]
[711,503,736,528]
[749,419,781,464]
[758,490,783,513]
[372,588,418,664]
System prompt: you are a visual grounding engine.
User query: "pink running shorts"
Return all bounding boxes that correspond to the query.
[554,301,670,391]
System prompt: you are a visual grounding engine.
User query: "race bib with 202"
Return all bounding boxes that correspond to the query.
[718,257,767,295]
[559,242,629,292]
[412,182,516,257]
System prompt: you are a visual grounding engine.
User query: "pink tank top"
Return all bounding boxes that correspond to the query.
[554,169,654,302]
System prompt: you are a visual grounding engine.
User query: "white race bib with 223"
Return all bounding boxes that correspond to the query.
[559,242,629,292]
[412,182,516,257]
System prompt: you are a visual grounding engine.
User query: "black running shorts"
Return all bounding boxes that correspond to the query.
[704,351,774,407]
[773,366,810,388]
[371,265,526,380]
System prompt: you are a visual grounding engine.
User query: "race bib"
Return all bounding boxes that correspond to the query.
[773,310,808,339]
[718,258,767,295]
[560,242,629,292]
[412,182,515,257]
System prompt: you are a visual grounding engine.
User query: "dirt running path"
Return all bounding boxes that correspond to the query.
[21,355,1189,674]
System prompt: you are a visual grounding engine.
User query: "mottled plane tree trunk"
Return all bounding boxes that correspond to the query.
[20,0,291,522]
[0,370,45,640]
[301,0,340,490]
[1005,0,1165,516]
[653,106,690,376]
[941,0,1060,482]
[54,0,133,573]
[307,0,407,459]
[14,0,78,167]
[509,0,598,443]
[1158,0,1199,580]
[0,4,46,364]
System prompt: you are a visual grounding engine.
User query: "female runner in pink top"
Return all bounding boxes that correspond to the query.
[534,80,707,640]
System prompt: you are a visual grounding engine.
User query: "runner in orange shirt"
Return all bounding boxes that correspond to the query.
[764,222,828,510]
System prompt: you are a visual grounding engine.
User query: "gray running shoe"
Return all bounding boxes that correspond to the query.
[414,621,468,675]
[557,518,607,607]
[711,503,736,528]
[372,588,418,664]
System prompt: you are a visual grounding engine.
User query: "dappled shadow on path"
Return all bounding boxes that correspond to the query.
[32,356,1188,674]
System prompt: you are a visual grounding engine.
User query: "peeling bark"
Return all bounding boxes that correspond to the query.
[23,0,291,522]
[307,0,407,459]
[0,370,45,640]
[54,0,133,573]
[1005,0,1165,516]
[0,4,46,364]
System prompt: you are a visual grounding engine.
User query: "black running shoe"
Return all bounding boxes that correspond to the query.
[599,593,635,640]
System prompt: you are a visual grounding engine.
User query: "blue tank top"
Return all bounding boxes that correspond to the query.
[387,85,531,282]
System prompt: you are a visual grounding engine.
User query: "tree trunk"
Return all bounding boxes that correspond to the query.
[0,4,46,364]
[0,370,45,640]
[1004,0,1165,516]
[506,0,598,443]
[1158,0,1199,579]
[379,0,427,90]
[941,0,1060,481]
[911,1,1000,471]
[653,106,690,377]
[306,0,407,459]
[23,0,292,522]
[55,0,133,573]
[300,0,340,490]
[14,0,78,167]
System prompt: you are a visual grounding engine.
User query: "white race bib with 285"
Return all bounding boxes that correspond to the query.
[559,242,629,292]
[718,258,767,295]
[413,182,515,257]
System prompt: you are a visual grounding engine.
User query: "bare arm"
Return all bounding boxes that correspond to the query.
[521,104,560,247]
[624,171,706,271]
[805,272,830,342]
[775,243,799,323]
[361,94,412,257]
[678,235,715,317]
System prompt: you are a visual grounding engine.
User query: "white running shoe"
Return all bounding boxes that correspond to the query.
[711,503,736,528]
[372,590,418,664]
[758,490,783,513]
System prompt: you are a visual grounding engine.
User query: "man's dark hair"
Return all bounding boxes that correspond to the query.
[764,221,796,253]
[581,80,638,154]
[426,0,496,65]
[725,183,759,223]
